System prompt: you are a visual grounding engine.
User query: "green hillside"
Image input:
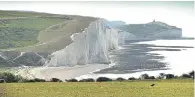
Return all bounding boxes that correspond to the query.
[0,10,96,51]
[1,79,193,97]
[0,10,57,18]
[119,21,181,37]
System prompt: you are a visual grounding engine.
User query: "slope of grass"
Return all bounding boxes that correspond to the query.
[0,10,97,51]
[119,21,180,37]
[0,10,71,49]
[0,79,193,97]
[0,10,55,18]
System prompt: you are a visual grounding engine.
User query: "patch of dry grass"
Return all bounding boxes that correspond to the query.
[0,79,193,97]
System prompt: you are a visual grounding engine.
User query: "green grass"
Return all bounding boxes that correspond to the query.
[0,10,70,49]
[0,10,96,51]
[0,17,67,49]
[0,10,54,18]
[0,79,194,97]
[118,21,180,37]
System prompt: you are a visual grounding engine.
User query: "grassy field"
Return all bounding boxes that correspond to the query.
[0,79,194,97]
[0,13,68,49]
[0,10,96,52]
[0,10,55,18]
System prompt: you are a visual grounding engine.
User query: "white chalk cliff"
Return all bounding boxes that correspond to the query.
[47,19,130,66]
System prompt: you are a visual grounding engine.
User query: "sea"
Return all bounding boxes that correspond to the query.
[77,39,195,79]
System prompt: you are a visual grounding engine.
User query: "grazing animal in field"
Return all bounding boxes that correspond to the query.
[151,84,155,86]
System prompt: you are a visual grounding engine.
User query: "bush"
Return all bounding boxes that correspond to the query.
[165,74,175,79]
[140,74,149,79]
[128,77,136,80]
[158,73,165,79]
[50,78,61,82]
[181,74,191,78]
[26,79,36,82]
[34,78,46,82]
[66,78,78,82]
[79,78,95,82]
[148,76,155,79]
[0,72,17,83]
[189,70,194,79]
[15,75,27,83]
[96,77,112,82]
[116,77,126,81]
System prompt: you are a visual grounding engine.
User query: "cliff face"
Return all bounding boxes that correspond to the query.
[47,19,129,66]
[0,18,183,67]
[0,19,129,67]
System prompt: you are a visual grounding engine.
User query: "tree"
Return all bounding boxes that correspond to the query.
[189,70,194,79]
[34,78,46,82]
[50,78,61,82]
[66,78,78,82]
[140,74,149,79]
[0,72,17,83]
[116,77,126,81]
[165,74,174,79]
[79,78,95,82]
[128,77,136,80]
[148,76,155,79]
[158,73,165,79]
[26,79,35,82]
[96,77,112,82]
[181,74,191,78]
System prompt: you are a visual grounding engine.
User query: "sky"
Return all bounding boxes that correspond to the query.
[0,1,194,37]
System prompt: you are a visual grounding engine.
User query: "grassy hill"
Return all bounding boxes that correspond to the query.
[119,21,181,38]
[0,79,193,97]
[0,10,97,52]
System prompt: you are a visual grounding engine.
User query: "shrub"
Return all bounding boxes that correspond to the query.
[158,73,165,79]
[96,77,112,82]
[50,78,61,82]
[181,74,191,78]
[128,77,136,80]
[0,72,17,83]
[79,78,95,82]
[66,78,78,82]
[116,77,126,81]
[0,79,5,83]
[165,74,174,79]
[26,79,36,82]
[189,70,194,79]
[14,75,27,83]
[34,78,46,82]
[140,74,149,79]
[148,76,155,79]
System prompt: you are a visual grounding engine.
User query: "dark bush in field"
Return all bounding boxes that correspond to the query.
[0,72,18,83]
[34,78,46,82]
[50,78,61,82]
[96,77,112,82]
[165,74,175,79]
[0,79,5,83]
[79,78,95,82]
[128,77,136,80]
[189,70,194,79]
[116,77,126,81]
[148,76,155,79]
[66,78,78,82]
[181,74,191,78]
[26,79,36,82]
[158,73,165,79]
[140,74,149,79]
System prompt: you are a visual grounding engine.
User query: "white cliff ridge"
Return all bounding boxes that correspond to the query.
[47,19,128,66]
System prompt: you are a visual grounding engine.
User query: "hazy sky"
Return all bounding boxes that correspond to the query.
[0,1,194,37]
